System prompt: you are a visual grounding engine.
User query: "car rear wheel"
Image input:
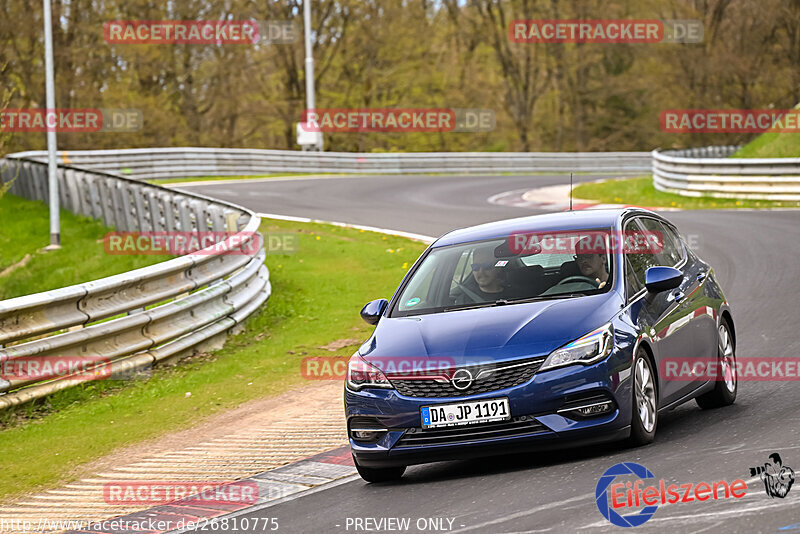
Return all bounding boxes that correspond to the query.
[353,455,406,483]
[629,349,657,446]
[696,320,737,409]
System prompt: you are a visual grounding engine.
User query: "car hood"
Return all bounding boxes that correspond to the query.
[360,292,623,369]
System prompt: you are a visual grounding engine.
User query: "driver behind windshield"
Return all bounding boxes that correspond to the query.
[574,237,609,289]
[452,245,513,304]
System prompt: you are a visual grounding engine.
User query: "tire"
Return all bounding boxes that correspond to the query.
[353,455,406,483]
[629,348,658,446]
[696,320,737,409]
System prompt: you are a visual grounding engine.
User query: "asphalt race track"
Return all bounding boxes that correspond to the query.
[179,174,800,533]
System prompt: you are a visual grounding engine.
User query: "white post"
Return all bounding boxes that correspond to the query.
[43,0,60,248]
[302,0,322,151]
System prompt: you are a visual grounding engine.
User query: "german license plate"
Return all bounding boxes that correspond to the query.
[420,397,510,429]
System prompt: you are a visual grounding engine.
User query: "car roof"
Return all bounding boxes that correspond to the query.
[433,208,661,248]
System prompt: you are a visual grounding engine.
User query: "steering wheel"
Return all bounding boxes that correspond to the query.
[556,275,599,287]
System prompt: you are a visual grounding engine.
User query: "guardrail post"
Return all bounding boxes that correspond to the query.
[110,181,129,231]
[131,185,151,232]
[176,196,193,232]
[148,190,166,232]
[98,178,116,228]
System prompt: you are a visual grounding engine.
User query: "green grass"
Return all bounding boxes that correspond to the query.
[573,176,800,209]
[732,106,800,158]
[732,130,800,158]
[0,218,425,502]
[0,194,171,300]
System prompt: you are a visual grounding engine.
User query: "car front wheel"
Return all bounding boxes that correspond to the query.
[629,349,658,446]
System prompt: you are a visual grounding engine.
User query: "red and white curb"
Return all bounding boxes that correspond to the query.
[488,184,675,212]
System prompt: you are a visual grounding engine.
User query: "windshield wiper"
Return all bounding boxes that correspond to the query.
[443,293,587,312]
[499,293,586,304]
[443,302,499,312]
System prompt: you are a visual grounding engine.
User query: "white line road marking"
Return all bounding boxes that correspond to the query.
[449,494,588,533]
[164,473,361,534]
[166,174,353,188]
[581,498,800,530]
[257,212,435,243]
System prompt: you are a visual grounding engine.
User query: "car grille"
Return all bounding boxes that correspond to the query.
[390,357,545,398]
[395,417,549,448]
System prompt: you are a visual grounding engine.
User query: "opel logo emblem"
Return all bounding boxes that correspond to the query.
[451,369,474,390]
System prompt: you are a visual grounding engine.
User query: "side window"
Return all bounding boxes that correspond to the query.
[624,218,661,299]
[660,224,686,265]
[638,217,682,267]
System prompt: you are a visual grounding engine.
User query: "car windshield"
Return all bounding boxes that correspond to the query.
[391,228,616,317]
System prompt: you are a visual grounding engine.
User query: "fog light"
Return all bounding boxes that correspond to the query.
[575,401,613,416]
[350,428,387,442]
[558,400,615,419]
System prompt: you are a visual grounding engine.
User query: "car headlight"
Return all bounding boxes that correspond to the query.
[541,323,614,371]
[346,353,393,391]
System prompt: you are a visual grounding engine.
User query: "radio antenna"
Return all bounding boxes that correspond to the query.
[569,172,573,211]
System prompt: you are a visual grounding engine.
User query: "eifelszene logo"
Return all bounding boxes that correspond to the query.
[749,453,795,498]
[596,463,659,527]
[596,462,747,527]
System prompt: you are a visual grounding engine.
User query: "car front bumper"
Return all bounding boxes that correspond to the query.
[345,354,634,468]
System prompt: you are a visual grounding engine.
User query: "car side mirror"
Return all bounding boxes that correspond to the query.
[360,298,388,325]
[644,266,683,293]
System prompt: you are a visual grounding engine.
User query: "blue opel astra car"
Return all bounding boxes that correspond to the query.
[345,209,737,482]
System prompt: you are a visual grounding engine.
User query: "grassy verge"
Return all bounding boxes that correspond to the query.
[0,194,171,300]
[732,106,800,158]
[573,176,800,209]
[0,217,426,501]
[732,131,800,158]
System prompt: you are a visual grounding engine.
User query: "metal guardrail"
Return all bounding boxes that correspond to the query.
[12,148,653,180]
[0,156,270,410]
[653,146,800,201]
